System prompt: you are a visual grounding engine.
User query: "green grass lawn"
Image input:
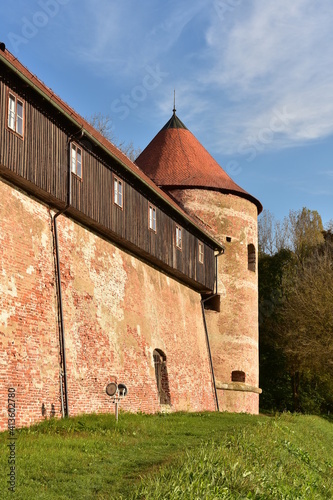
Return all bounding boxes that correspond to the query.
[0,412,332,499]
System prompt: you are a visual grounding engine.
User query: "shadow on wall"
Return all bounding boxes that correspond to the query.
[41,403,56,418]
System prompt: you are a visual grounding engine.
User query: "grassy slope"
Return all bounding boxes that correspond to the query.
[0,412,332,499]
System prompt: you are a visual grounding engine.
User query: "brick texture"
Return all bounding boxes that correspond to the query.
[0,179,215,430]
[170,189,260,414]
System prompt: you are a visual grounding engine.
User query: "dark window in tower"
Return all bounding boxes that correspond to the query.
[248,244,256,272]
[231,371,246,383]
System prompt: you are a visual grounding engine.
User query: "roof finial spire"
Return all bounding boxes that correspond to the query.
[173,89,176,115]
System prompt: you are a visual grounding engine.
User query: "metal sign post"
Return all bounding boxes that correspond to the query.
[115,397,119,422]
[106,381,127,422]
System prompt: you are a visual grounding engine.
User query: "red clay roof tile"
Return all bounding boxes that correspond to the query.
[136,112,262,213]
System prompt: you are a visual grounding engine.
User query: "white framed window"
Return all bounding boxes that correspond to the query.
[149,204,157,232]
[114,176,123,208]
[71,143,82,178]
[198,242,204,264]
[8,92,24,137]
[175,225,182,249]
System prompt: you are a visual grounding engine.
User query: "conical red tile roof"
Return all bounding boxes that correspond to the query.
[136,112,262,213]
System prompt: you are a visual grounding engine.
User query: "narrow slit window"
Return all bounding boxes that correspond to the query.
[248,244,256,272]
[114,176,123,208]
[175,225,182,249]
[149,204,157,232]
[71,143,82,178]
[8,92,24,137]
[198,242,204,264]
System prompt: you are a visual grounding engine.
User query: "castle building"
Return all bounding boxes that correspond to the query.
[0,45,262,430]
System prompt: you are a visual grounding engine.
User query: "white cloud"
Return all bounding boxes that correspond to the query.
[199,0,333,154]
[320,170,333,178]
[70,0,206,78]
[51,0,333,160]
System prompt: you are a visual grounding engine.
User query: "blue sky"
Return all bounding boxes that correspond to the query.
[1,0,332,226]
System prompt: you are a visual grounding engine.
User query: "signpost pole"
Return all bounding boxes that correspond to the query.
[115,398,119,422]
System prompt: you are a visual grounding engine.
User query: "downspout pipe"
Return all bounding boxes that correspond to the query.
[201,295,219,412]
[215,249,224,295]
[201,249,224,412]
[53,130,83,418]
[53,211,69,418]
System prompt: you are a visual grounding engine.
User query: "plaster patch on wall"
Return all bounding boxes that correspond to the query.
[80,232,97,269]
[0,307,15,327]
[60,218,74,243]
[217,279,227,297]
[234,280,258,291]
[26,265,34,275]
[131,256,137,269]
[0,275,18,298]
[92,249,127,323]
[219,334,258,347]
[11,188,42,216]
[41,231,49,250]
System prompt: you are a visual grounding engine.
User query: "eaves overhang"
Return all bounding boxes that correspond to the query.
[0,49,223,252]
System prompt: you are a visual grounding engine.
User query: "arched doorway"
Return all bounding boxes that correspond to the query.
[153,349,171,405]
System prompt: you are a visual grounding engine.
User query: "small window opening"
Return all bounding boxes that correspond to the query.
[8,92,24,137]
[149,204,157,232]
[248,244,256,272]
[71,143,82,178]
[198,241,204,264]
[114,176,123,208]
[226,236,232,242]
[232,370,246,383]
[175,225,182,249]
[153,349,171,405]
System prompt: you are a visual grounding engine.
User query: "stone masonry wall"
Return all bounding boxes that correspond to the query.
[0,179,215,430]
[170,189,260,414]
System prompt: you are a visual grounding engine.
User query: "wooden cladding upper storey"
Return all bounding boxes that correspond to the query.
[0,78,68,204]
[0,74,217,291]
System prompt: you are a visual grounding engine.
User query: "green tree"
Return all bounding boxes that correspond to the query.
[259,208,333,413]
[277,241,333,411]
[259,249,294,412]
[288,207,324,261]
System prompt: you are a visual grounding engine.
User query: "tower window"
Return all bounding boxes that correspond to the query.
[153,349,171,405]
[232,371,246,383]
[248,244,256,272]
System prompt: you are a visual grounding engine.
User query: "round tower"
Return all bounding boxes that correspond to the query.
[136,111,262,414]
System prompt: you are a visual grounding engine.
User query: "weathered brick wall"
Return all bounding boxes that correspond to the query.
[170,189,260,414]
[56,214,216,416]
[0,180,61,430]
[0,179,215,430]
